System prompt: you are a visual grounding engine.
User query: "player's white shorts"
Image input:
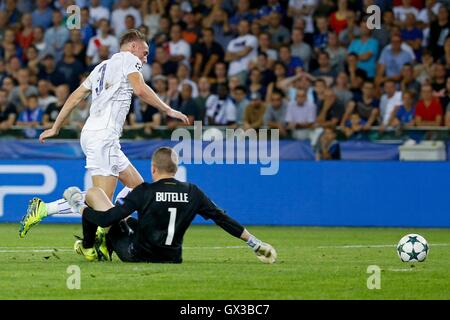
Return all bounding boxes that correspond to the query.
[80,129,130,177]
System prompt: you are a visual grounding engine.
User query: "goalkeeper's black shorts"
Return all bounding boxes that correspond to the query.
[106,218,180,263]
[106,217,156,262]
[106,218,142,262]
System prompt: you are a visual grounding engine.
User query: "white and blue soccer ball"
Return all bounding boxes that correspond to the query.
[397,234,429,262]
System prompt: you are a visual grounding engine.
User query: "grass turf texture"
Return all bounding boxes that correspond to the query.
[0,223,449,299]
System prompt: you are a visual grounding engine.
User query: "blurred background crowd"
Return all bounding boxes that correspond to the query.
[1,0,450,156]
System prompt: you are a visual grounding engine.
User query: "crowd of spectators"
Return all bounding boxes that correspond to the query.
[2,0,450,141]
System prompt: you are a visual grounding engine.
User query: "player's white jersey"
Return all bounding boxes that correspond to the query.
[81,51,142,135]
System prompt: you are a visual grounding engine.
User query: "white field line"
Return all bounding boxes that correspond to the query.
[387,268,415,272]
[0,245,247,253]
[0,246,71,249]
[1,243,449,253]
[0,249,73,253]
[318,243,450,249]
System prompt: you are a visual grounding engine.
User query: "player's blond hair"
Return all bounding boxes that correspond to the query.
[152,147,179,174]
[119,29,146,47]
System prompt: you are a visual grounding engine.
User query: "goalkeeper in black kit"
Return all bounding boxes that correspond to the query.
[64,147,277,264]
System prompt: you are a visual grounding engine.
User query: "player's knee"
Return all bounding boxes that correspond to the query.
[85,187,106,207]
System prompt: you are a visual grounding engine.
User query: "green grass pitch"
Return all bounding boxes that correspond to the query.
[0,223,449,299]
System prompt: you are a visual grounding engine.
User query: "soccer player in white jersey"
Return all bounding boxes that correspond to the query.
[19,30,188,249]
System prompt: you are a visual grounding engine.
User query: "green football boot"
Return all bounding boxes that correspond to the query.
[19,198,48,238]
[74,239,99,262]
[95,227,112,261]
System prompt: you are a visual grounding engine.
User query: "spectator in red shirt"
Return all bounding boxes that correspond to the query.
[329,0,349,35]
[16,13,34,61]
[415,84,443,127]
[393,0,423,9]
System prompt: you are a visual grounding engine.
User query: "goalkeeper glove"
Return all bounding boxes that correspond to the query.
[247,236,277,264]
[63,187,86,214]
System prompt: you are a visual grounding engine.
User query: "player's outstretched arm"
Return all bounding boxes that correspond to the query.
[39,85,91,143]
[195,185,277,263]
[210,211,278,264]
[128,72,189,124]
[240,228,278,264]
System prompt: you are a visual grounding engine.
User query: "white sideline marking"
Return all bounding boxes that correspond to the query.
[318,243,450,249]
[0,245,247,253]
[387,268,414,272]
[191,246,246,249]
[0,246,71,249]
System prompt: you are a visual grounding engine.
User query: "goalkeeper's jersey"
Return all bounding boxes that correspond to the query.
[83,178,244,263]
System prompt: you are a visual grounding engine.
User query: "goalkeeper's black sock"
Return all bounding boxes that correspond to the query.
[82,215,97,248]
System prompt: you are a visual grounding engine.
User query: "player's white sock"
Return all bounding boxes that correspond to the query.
[45,186,133,216]
[46,192,86,216]
[115,186,132,204]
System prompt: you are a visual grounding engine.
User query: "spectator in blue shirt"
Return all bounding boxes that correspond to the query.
[348,21,379,79]
[97,0,115,11]
[16,94,43,139]
[279,45,303,77]
[316,127,341,160]
[2,0,20,26]
[313,16,329,53]
[57,42,86,92]
[343,112,366,139]
[401,13,423,61]
[389,90,416,128]
[229,0,255,32]
[341,81,380,130]
[32,0,53,29]
[80,8,96,47]
[376,34,414,85]
[257,0,283,23]
[44,10,70,62]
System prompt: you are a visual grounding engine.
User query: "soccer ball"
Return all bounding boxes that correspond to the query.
[397,234,429,262]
